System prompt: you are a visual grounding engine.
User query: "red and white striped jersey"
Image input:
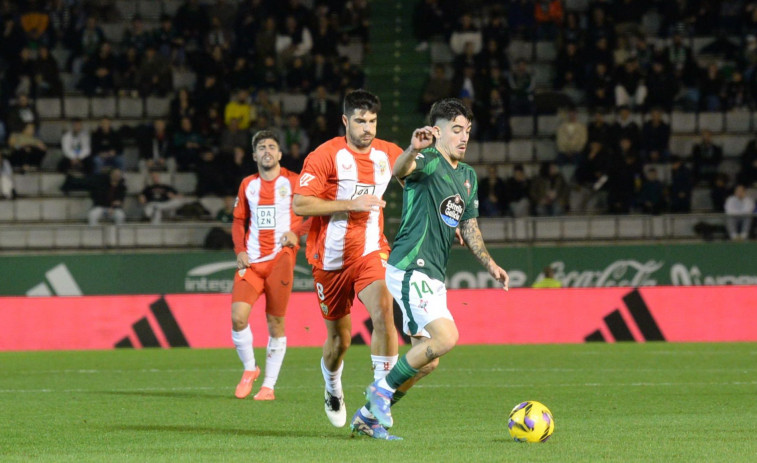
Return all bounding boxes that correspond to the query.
[294,136,402,271]
[233,168,304,263]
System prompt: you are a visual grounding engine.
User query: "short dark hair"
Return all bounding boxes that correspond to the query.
[343,89,381,116]
[252,130,280,151]
[427,98,473,126]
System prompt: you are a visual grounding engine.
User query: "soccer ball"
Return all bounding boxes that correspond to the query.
[507,400,555,443]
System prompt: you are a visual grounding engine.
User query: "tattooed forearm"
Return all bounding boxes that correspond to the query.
[460,218,492,269]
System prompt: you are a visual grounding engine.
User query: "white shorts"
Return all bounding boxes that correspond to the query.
[385,264,454,338]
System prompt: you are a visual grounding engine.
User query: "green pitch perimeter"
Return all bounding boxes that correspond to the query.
[1,343,755,462]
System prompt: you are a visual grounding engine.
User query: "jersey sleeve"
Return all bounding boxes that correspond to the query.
[232,177,251,255]
[461,167,479,221]
[293,147,333,197]
[405,150,433,181]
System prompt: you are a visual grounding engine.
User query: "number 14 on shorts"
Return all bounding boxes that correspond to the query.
[411,281,433,298]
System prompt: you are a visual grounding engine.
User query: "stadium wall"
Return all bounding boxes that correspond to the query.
[1,286,755,351]
[2,242,757,296]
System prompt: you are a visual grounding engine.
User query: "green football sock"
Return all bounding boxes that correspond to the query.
[385,355,418,390]
[390,390,406,407]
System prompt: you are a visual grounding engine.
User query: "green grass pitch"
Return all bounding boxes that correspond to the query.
[1,343,756,462]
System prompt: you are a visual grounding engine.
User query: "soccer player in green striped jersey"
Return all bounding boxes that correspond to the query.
[359,98,509,431]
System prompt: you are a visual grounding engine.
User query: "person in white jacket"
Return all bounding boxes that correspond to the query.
[59,119,92,174]
[724,184,755,240]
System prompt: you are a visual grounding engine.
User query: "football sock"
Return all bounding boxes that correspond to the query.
[371,355,398,381]
[380,355,418,391]
[391,390,406,407]
[321,357,343,397]
[261,336,286,389]
[231,326,256,371]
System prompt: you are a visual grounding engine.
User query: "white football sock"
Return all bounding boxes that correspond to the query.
[261,336,287,389]
[371,354,398,381]
[231,326,256,371]
[321,357,343,397]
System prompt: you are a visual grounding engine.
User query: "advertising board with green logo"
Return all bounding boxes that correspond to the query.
[2,242,756,296]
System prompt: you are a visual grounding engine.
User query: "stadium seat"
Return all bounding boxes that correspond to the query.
[40,173,65,195]
[42,198,69,221]
[60,73,77,93]
[563,219,589,240]
[534,219,561,240]
[115,0,138,20]
[533,62,555,87]
[64,96,90,118]
[477,218,507,242]
[510,116,534,137]
[123,146,141,171]
[589,217,616,239]
[54,227,82,247]
[535,41,557,61]
[174,172,197,194]
[91,96,117,118]
[146,96,171,117]
[14,199,42,221]
[40,148,63,171]
[698,112,723,132]
[281,93,308,114]
[36,97,62,119]
[692,187,714,211]
[670,111,697,133]
[0,229,26,247]
[172,70,197,90]
[136,227,163,246]
[38,121,67,144]
[24,229,54,248]
[430,40,454,64]
[617,217,645,239]
[101,23,125,43]
[67,198,92,221]
[0,201,13,222]
[138,0,163,20]
[13,174,40,197]
[163,0,182,15]
[124,172,146,193]
[200,197,224,216]
[507,140,533,163]
[480,141,507,163]
[81,228,106,247]
[465,141,481,163]
[118,97,144,118]
[507,40,532,62]
[669,134,697,157]
[565,0,589,11]
[725,109,751,133]
[534,139,558,162]
[537,114,559,136]
[337,41,364,66]
[721,134,750,157]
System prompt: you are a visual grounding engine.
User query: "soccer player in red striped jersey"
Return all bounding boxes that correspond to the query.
[293,90,403,439]
[230,130,309,401]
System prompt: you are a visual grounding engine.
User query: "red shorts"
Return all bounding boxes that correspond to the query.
[231,247,295,317]
[312,250,388,320]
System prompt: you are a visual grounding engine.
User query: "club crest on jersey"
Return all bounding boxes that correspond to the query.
[378,160,387,175]
[278,185,289,198]
[439,194,465,227]
[463,179,471,195]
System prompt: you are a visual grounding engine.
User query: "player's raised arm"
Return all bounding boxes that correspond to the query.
[459,217,509,290]
[393,126,435,179]
[292,194,385,216]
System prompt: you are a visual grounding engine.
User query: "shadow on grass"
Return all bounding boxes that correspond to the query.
[105,424,345,439]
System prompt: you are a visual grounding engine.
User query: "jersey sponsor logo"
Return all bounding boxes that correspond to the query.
[351,183,376,200]
[256,206,276,229]
[439,194,465,227]
[417,258,425,267]
[341,163,354,171]
[299,173,315,187]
